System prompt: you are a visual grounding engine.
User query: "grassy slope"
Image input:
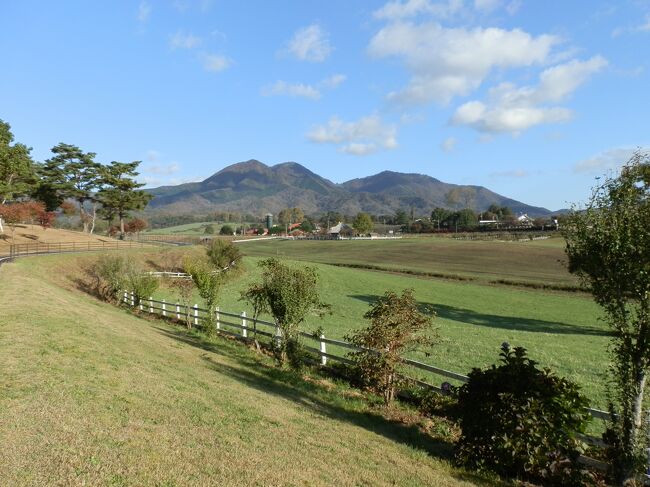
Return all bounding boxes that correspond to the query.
[0,225,119,253]
[237,237,579,287]
[0,257,498,487]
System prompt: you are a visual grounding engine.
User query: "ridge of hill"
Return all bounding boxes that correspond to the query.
[146,159,553,216]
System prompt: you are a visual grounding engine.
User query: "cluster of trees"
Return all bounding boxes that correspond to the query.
[0,119,151,238]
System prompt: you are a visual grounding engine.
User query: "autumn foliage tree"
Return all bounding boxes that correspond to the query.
[346,289,436,405]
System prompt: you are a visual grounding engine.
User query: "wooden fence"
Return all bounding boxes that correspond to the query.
[122,289,612,471]
[3,240,147,259]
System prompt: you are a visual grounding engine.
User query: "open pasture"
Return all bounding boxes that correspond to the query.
[239,236,580,288]
[34,247,610,410]
[144,221,226,235]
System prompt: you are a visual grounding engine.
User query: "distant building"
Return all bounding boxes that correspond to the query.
[328,222,353,238]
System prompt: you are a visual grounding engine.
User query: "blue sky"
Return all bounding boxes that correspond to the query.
[1,0,649,211]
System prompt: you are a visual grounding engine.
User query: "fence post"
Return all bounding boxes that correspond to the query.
[130,291,135,307]
[123,290,128,304]
[193,304,199,327]
[162,299,167,317]
[176,303,180,320]
[149,297,153,314]
[139,296,143,312]
[319,334,327,366]
[216,307,220,330]
[274,323,282,347]
[241,311,247,338]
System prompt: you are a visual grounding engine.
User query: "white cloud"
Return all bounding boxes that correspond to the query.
[286,24,332,62]
[441,137,457,152]
[451,56,607,134]
[574,147,649,174]
[201,53,231,72]
[373,0,464,20]
[261,74,346,100]
[320,74,347,89]
[262,81,321,100]
[307,114,398,156]
[612,14,650,37]
[170,31,202,49]
[474,0,501,13]
[137,1,151,22]
[368,22,559,105]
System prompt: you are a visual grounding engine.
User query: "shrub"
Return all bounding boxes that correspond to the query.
[346,289,436,405]
[127,270,159,307]
[240,258,329,367]
[89,254,129,302]
[219,224,234,235]
[456,344,592,486]
[204,224,215,234]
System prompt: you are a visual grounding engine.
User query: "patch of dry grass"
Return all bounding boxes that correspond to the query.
[0,224,120,253]
[0,257,502,486]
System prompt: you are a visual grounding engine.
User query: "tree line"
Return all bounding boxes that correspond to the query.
[0,119,150,238]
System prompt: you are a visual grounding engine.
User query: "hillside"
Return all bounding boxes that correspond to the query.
[0,254,496,486]
[0,225,120,254]
[146,159,552,217]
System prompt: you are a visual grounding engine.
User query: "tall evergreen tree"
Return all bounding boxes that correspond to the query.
[98,161,151,239]
[0,119,36,205]
[41,143,101,233]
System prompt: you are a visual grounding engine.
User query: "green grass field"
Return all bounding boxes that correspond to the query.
[30,242,609,411]
[1,257,500,486]
[145,221,245,235]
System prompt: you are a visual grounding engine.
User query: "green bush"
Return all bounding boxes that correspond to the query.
[90,254,128,302]
[219,224,234,235]
[127,271,159,307]
[456,345,592,486]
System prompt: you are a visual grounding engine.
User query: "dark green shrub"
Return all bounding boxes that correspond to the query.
[219,224,234,235]
[456,345,592,486]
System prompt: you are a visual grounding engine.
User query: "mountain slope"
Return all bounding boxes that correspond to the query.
[145,159,552,216]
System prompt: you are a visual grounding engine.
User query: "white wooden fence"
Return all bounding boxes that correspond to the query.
[122,288,612,463]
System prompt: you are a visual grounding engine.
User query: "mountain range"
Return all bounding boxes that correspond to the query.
[145,159,553,217]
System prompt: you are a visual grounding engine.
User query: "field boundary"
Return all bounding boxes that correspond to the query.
[1,240,149,260]
[121,288,612,471]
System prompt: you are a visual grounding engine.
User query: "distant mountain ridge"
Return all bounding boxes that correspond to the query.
[145,159,553,217]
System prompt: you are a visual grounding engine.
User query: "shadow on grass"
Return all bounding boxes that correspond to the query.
[153,325,458,461]
[349,294,610,337]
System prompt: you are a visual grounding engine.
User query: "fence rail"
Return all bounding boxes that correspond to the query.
[123,291,611,425]
[3,240,148,259]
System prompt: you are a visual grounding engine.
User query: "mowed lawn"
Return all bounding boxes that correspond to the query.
[0,257,500,487]
[238,236,580,287]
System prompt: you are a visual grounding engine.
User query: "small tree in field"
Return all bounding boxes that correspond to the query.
[240,258,330,367]
[346,289,436,405]
[353,212,373,235]
[170,277,195,329]
[563,151,650,484]
[186,240,242,334]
